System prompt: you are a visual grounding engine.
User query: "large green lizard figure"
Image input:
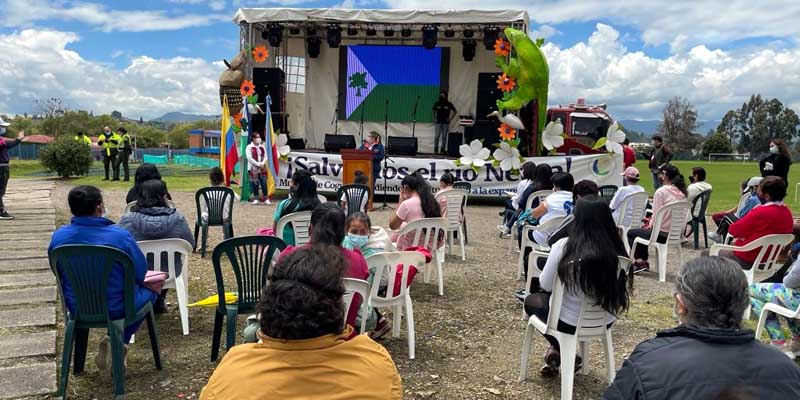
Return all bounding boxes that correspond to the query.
[496,28,549,154]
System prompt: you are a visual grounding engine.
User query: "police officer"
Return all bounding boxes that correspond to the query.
[74,131,92,147]
[113,127,132,181]
[97,126,120,181]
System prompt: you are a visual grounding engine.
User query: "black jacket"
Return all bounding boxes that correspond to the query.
[759,153,791,184]
[603,325,800,400]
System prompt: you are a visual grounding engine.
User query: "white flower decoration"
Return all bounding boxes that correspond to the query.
[458,139,491,168]
[542,119,565,151]
[276,134,291,158]
[493,141,522,171]
[604,121,626,154]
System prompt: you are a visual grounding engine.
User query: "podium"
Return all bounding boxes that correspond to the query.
[341,149,374,209]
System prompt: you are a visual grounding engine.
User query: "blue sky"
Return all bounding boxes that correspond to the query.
[0,0,798,121]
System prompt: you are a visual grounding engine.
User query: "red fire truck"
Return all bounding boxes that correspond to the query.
[542,98,614,155]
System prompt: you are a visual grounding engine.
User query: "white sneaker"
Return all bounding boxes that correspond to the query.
[496,224,510,236]
[264,199,271,205]
[251,199,259,205]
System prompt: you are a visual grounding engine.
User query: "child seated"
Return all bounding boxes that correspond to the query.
[201,167,239,223]
[340,170,370,212]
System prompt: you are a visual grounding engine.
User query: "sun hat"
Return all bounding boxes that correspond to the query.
[743,177,763,194]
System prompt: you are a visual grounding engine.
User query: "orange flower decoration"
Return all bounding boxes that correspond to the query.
[497,73,516,92]
[494,38,510,57]
[240,80,255,97]
[252,46,269,63]
[232,113,242,128]
[498,123,517,141]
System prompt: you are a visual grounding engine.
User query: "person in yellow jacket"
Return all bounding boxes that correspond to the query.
[96,126,121,181]
[113,127,132,181]
[74,131,92,147]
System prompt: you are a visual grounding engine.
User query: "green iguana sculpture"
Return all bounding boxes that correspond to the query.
[496,28,549,154]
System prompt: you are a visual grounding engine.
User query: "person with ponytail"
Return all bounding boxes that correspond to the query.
[389,172,442,249]
[627,164,687,273]
[271,170,322,245]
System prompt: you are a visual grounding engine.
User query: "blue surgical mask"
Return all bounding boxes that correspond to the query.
[344,233,369,248]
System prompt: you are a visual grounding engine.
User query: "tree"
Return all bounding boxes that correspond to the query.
[135,125,166,148]
[701,132,734,156]
[716,94,800,153]
[9,117,38,136]
[657,96,699,152]
[167,123,192,149]
[34,97,66,118]
[348,72,368,96]
[39,135,93,178]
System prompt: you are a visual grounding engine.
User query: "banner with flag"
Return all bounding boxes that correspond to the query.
[220,96,239,186]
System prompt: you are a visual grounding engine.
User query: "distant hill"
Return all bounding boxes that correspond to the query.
[152,112,218,123]
[618,119,721,137]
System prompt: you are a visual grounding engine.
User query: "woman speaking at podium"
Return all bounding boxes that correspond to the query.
[360,131,385,190]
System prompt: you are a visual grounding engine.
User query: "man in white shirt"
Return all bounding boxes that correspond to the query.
[687,167,712,217]
[530,172,574,245]
[610,167,646,224]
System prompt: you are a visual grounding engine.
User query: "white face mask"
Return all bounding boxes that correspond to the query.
[770,145,779,154]
[255,138,262,145]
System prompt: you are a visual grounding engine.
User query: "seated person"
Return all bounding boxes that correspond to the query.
[709,177,762,242]
[500,163,552,236]
[500,162,535,226]
[199,167,239,223]
[527,172,574,246]
[200,246,402,400]
[686,166,712,205]
[603,257,800,399]
[48,185,157,370]
[271,170,321,245]
[436,172,456,217]
[390,173,442,250]
[126,163,172,204]
[750,256,800,355]
[609,167,646,225]
[340,170,369,212]
[118,179,196,314]
[715,176,793,268]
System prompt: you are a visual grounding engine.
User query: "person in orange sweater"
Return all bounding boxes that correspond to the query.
[722,176,793,268]
[200,245,402,400]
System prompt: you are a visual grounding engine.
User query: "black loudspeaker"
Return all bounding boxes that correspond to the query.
[324,134,356,153]
[447,132,462,157]
[252,68,286,133]
[476,72,504,119]
[387,136,418,156]
[465,120,501,149]
[287,138,305,150]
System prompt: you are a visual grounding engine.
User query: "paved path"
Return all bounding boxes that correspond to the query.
[0,180,57,399]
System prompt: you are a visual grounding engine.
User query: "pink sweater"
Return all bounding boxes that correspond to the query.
[651,184,686,233]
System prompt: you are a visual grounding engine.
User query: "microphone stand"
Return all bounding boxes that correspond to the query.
[332,92,342,135]
[411,95,420,138]
[383,98,389,145]
[358,105,366,143]
[377,98,394,210]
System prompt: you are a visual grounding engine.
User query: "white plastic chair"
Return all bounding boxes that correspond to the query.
[519,257,632,400]
[614,191,649,255]
[394,218,448,296]
[130,238,194,344]
[366,251,426,359]
[629,200,691,282]
[435,189,468,261]
[710,233,794,319]
[275,211,313,246]
[124,199,176,214]
[756,302,800,345]
[517,216,566,280]
[343,277,370,334]
[507,190,552,255]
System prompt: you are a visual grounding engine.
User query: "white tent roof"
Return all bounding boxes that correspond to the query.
[233,8,529,27]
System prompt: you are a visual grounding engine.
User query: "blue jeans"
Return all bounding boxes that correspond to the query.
[250,173,267,200]
[435,123,448,153]
[651,170,662,191]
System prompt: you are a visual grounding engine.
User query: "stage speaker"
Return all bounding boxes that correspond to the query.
[252,68,286,133]
[476,72,504,119]
[324,134,356,153]
[447,132,462,157]
[387,136,418,156]
[287,138,305,150]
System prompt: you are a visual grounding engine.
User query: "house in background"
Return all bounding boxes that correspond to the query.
[11,135,55,160]
[189,129,221,160]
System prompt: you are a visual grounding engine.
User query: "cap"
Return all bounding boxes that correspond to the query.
[0,117,10,127]
[622,166,640,180]
[117,127,127,134]
[744,177,763,193]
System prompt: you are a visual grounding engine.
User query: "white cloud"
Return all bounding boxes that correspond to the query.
[0,29,222,120]
[168,0,227,11]
[530,24,559,40]
[1,0,230,32]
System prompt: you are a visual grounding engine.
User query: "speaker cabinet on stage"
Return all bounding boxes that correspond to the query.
[324,134,356,153]
[476,72,504,118]
[287,138,305,150]
[387,136,418,156]
[447,132,462,157]
[252,68,287,133]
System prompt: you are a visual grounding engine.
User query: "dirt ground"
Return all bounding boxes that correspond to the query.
[51,182,703,400]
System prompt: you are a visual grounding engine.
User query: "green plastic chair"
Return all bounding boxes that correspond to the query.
[49,245,162,399]
[210,235,286,361]
[689,189,713,249]
[194,186,236,257]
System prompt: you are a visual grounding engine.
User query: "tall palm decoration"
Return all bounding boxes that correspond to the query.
[348,72,368,97]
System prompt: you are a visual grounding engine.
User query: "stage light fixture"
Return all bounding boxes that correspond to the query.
[306,26,317,36]
[384,28,395,37]
[307,37,321,58]
[463,28,474,38]
[401,27,412,37]
[462,39,476,61]
[366,26,377,36]
[289,26,301,35]
[422,25,438,49]
[266,23,282,47]
[327,24,342,48]
[444,26,455,38]
[483,26,500,50]
[347,25,358,36]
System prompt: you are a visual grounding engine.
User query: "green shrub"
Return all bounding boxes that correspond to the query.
[701,132,734,157]
[39,136,93,178]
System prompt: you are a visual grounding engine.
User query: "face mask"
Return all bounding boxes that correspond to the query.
[0,127,6,135]
[770,146,779,154]
[255,138,262,145]
[101,205,109,219]
[289,186,297,197]
[689,176,695,184]
[345,234,369,248]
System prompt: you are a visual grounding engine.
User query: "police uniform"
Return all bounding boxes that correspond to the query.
[113,127,132,181]
[97,131,121,181]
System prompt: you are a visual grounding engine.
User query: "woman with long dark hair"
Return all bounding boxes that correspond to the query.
[760,139,792,184]
[272,170,322,245]
[389,172,442,249]
[126,163,172,204]
[524,196,632,377]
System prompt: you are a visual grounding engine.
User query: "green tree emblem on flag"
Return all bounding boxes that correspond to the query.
[348,72,368,97]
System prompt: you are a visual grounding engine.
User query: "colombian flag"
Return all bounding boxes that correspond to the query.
[220,96,239,186]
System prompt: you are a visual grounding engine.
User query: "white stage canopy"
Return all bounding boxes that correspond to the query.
[233,8,529,26]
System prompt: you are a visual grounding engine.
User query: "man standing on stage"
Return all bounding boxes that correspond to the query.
[114,127,132,181]
[432,91,456,155]
[360,131,385,191]
[97,126,121,181]
[0,117,24,220]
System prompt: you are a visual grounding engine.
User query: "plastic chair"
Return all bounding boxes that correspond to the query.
[137,239,193,335]
[614,191,649,255]
[629,200,691,282]
[337,184,370,216]
[366,251,427,359]
[210,235,286,361]
[452,182,471,244]
[710,233,794,319]
[598,185,619,203]
[434,189,469,261]
[49,245,162,399]
[517,215,567,280]
[508,190,552,255]
[124,199,176,214]
[519,257,631,400]
[343,277,370,334]
[756,302,800,344]
[275,210,313,246]
[688,190,712,249]
[394,218,448,296]
[193,187,235,257]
